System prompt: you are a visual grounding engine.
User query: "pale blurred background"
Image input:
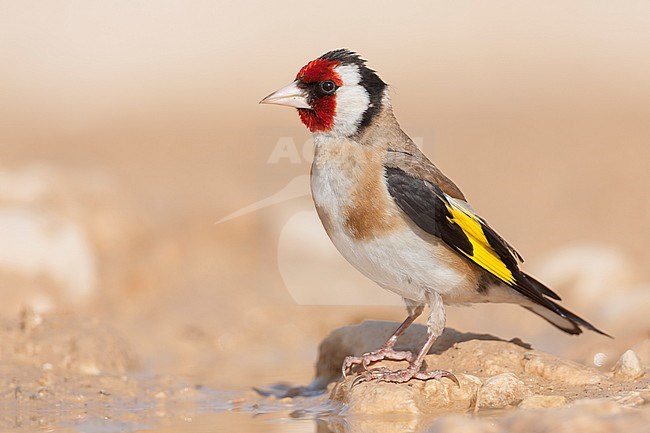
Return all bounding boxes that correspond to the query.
[1,1,649,391]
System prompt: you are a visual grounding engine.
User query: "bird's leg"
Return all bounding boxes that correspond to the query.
[351,293,458,386]
[342,304,424,377]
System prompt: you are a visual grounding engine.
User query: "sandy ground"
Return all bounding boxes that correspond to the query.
[2,311,648,432]
[1,2,650,432]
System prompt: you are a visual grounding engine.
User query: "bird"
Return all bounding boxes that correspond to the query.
[260,49,608,385]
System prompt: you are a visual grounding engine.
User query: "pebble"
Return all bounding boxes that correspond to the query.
[612,350,644,381]
[523,353,604,385]
[518,394,566,409]
[612,391,645,407]
[478,373,531,409]
[337,373,481,414]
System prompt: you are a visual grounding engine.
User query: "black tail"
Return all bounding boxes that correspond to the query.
[522,274,611,337]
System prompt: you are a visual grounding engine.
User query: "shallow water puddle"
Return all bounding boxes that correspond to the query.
[16,376,512,433]
[56,403,482,433]
[50,389,339,433]
[133,411,321,433]
[64,418,151,433]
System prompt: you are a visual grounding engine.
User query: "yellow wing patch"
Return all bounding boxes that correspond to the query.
[446,204,516,285]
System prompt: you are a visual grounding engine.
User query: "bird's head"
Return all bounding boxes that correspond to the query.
[260,49,387,137]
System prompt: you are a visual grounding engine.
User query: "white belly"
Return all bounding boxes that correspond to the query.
[328,228,471,302]
[310,145,471,302]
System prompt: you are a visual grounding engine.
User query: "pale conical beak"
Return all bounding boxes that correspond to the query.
[259,80,311,109]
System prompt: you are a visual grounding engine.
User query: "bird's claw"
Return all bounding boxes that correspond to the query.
[350,365,459,388]
[342,347,414,377]
[350,367,392,387]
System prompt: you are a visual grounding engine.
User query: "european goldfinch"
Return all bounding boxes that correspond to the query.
[261,49,608,384]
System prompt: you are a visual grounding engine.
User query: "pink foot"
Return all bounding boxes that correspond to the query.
[351,365,459,387]
[342,347,414,377]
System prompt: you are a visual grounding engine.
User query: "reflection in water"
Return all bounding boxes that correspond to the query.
[129,410,431,433]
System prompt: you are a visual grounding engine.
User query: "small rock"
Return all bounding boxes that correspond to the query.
[523,353,604,385]
[333,372,481,414]
[612,391,645,407]
[37,372,55,387]
[519,394,566,409]
[340,380,420,414]
[612,350,644,380]
[78,362,101,376]
[477,373,531,408]
[422,374,482,410]
[19,308,43,331]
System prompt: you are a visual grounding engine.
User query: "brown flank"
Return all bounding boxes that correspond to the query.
[344,159,405,240]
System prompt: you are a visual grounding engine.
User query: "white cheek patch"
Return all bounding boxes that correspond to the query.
[328,64,370,137]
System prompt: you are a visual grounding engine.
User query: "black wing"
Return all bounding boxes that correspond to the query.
[386,166,571,303]
[384,165,609,336]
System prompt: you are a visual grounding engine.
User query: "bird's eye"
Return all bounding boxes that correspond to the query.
[320,80,337,94]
